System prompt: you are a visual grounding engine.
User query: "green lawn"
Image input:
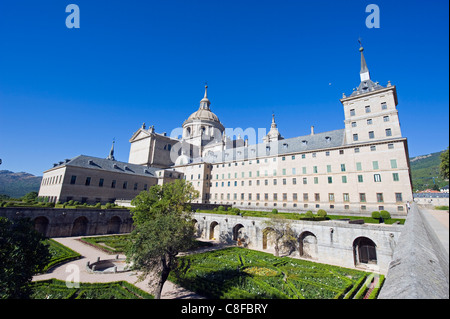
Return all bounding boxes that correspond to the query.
[42,239,81,272]
[170,247,383,299]
[30,279,153,299]
[196,209,405,225]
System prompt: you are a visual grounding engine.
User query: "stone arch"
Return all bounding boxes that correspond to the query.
[353,237,377,266]
[262,227,275,250]
[209,221,219,240]
[232,224,245,241]
[71,216,89,236]
[298,231,318,259]
[34,216,49,237]
[107,216,121,234]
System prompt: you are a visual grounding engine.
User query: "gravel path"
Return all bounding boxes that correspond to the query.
[32,235,209,299]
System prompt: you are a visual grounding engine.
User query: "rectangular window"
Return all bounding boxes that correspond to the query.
[293,193,298,201]
[70,175,77,185]
[273,193,277,201]
[354,147,360,153]
[144,184,148,191]
[133,183,138,190]
[256,193,260,200]
[395,193,403,202]
[302,167,307,174]
[265,179,268,186]
[273,179,277,185]
[369,131,375,139]
[358,175,363,183]
[292,168,296,175]
[314,193,320,201]
[383,116,390,122]
[327,176,333,184]
[99,178,104,187]
[340,164,346,172]
[350,109,355,116]
[353,134,358,141]
[85,177,91,186]
[303,177,307,185]
[377,193,384,202]
[283,193,287,201]
[314,177,318,184]
[326,151,330,156]
[388,143,394,149]
[282,168,286,175]
[327,165,332,173]
[248,193,252,200]
[393,173,399,181]
[367,119,373,125]
[111,180,116,188]
[374,174,382,182]
[359,193,366,202]
[328,193,335,202]
[123,181,128,189]
[356,162,362,171]
[370,145,376,151]
[381,102,387,110]
[241,193,244,200]
[351,122,357,127]
[365,105,371,113]
[390,159,398,168]
[303,193,308,201]
[373,161,379,170]
[342,176,347,183]
[292,177,296,185]
[343,193,350,202]
[265,193,269,201]
[386,128,392,137]
[302,154,306,159]
[282,178,286,185]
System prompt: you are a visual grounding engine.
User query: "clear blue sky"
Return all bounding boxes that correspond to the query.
[0,0,448,176]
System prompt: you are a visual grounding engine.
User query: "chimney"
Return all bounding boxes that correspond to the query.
[311,126,315,135]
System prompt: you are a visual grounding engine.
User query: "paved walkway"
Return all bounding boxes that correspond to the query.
[32,236,215,299]
[418,207,449,256]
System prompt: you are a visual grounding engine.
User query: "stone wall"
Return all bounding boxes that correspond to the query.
[193,212,403,274]
[0,207,133,238]
[378,203,449,299]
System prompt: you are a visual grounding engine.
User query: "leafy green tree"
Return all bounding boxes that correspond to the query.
[126,179,199,299]
[0,217,50,299]
[21,191,38,203]
[440,147,449,180]
[264,215,297,257]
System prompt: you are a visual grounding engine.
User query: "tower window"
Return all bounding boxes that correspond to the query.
[385,128,392,137]
[365,105,371,113]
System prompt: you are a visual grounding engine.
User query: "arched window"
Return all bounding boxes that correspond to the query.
[353,237,377,266]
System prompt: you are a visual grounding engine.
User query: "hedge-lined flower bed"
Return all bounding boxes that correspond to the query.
[170,247,377,299]
[30,279,153,299]
[42,239,81,272]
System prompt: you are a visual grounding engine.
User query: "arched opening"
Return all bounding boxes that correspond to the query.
[107,216,121,234]
[209,221,219,240]
[192,219,200,237]
[185,127,192,138]
[262,227,275,250]
[34,216,49,237]
[71,216,88,236]
[298,231,318,259]
[353,237,377,266]
[232,224,245,241]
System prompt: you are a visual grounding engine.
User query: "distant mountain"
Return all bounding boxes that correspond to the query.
[0,170,42,198]
[410,151,447,192]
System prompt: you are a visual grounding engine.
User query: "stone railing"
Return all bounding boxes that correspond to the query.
[378,203,449,299]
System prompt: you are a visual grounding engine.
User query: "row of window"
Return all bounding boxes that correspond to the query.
[210,172,400,187]
[213,192,403,203]
[41,175,63,186]
[202,143,397,169]
[351,115,391,127]
[353,128,392,141]
[349,102,388,117]
[205,159,399,181]
[69,175,151,191]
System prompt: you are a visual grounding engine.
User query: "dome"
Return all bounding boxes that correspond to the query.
[187,108,220,122]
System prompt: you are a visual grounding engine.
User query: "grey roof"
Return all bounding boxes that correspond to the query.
[49,155,160,177]
[200,129,345,164]
[350,79,385,97]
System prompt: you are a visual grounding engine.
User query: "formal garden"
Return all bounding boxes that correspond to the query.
[169,247,384,299]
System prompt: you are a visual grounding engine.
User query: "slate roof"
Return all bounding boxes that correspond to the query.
[48,155,160,177]
[200,129,345,164]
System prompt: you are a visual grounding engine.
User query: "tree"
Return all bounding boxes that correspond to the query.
[126,179,199,299]
[440,147,449,180]
[0,217,50,299]
[264,215,297,257]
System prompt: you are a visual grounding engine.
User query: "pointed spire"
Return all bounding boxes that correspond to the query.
[271,112,277,128]
[107,139,115,161]
[358,39,371,81]
[199,83,211,110]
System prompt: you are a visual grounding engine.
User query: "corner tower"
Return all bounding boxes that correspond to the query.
[340,43,402,145]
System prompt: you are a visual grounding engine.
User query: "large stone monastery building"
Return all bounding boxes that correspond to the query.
[39,45,413,214]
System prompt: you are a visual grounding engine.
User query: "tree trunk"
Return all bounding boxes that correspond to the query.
[153,265,171,299]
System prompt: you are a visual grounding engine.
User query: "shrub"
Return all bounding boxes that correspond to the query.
[94,203,101,208]
[317,209,327,218]
[218,205,225,211]
[305,211,314,218]
[105,203,113,209]
[67,200,74,206]
[380,210,391,220]
[271,209,278,214]
[233,208,241,215]
[371,211,380,219]
[213,207,218,212]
